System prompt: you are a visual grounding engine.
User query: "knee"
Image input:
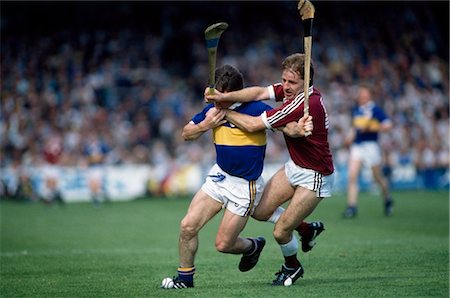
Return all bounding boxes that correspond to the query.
[273,225,290,244]
[215,237,233,253]
[252,208,271,221]
[348,174,358,185]
[180,218,198,240]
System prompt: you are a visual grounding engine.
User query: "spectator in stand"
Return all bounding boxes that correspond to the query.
[0,2,447,198]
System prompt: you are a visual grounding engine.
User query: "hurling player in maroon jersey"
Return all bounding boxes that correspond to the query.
[205,53,334,286]
[41,128,64,205]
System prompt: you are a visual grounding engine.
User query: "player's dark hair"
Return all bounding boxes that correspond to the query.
[282,53,314,86]
[215,64,244,92]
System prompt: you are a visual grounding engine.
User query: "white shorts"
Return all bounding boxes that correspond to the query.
[42,165,59,180]
[201,164,265,217]
[284,159,334,198]
[350,141,382,167]
[87,165,104,181]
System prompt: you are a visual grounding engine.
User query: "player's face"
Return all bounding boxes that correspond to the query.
[281,69,303,100]
[357,87,371,105]
[214,90,234,109]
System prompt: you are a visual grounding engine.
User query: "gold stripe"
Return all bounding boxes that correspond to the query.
[213,126,266,146]
[245,180,256,217]
[244,182,251,217]
[354,117,380,130]
[178,267,195,272]
[250,181,256,216]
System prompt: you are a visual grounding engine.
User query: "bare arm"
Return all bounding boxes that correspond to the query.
[205,86,270,103]
[344,128,356,147]
[378,121,393,132]
[182,108,226,141]
[225,110,266,133]
[226,111,313,137]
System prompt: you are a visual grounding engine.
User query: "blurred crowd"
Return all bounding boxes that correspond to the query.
[1,2,448,198]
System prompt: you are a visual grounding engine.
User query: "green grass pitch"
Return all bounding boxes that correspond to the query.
[1,191,448,297]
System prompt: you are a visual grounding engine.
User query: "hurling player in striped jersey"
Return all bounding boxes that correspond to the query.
[342,83,393,218]
[205,53,334,286]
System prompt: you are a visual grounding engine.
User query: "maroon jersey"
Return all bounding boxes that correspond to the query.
[261,84,334,175]
[43,135,63,164]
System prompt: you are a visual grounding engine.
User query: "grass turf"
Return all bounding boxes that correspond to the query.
[0,190,448,297]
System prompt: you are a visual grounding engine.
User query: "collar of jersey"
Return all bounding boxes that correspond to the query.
[360,101,375,110]
[290,85,314,102]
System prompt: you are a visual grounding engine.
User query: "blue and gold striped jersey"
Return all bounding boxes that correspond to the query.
[352,101,390,143]
[192,102,272,181]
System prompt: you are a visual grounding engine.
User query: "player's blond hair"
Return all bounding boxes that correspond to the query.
[282,53,314,86]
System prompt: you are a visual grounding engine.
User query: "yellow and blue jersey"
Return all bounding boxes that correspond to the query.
[352,101,389,143]
[192,102,272,181]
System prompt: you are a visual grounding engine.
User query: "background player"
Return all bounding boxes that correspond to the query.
[342,83,393,218]
[41,126,64,205]
[82,131,110,207]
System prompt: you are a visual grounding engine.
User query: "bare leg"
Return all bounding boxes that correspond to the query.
[252,167,295,221]
[347,158,362,207]
[273,187,322,244]
[179,190,222,267]
[215,209,252,253]
[371,164,390,199]
[372,164,394,216]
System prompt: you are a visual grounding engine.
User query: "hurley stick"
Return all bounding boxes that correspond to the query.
[204,22,229,95]
[298,0,315,117]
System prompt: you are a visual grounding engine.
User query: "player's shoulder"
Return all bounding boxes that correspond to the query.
[312,86,322,97]
[368,101,383,112]
[192,103,215,122]
[243,100,272,112]
[372,103,384,111]
[372,104,388,117]
[202,103,215,112]
[310,87,324,104]
[249,100,271,107]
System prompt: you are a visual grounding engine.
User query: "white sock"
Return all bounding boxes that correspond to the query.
[280,234,299,257]
[267,207,285,224]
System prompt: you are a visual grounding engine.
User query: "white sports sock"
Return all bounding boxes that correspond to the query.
[280,234,299,257]
[267,207,285,224]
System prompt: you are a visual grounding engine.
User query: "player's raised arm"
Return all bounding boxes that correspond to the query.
[205,86,269,103]
[182,107,226,141]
